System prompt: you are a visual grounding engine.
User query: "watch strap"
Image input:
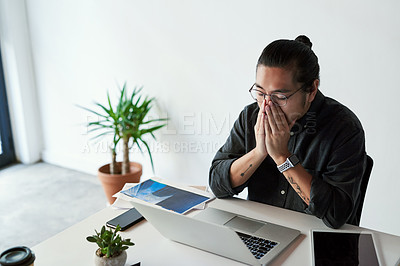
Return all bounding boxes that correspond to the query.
[277,154,299,173]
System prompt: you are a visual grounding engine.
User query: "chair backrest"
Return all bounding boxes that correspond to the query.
[355,155,373,223]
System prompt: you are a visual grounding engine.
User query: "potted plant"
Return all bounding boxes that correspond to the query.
[80,84,167,203]
[87,225,134,266]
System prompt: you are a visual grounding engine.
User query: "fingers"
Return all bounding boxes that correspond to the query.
[264,107,271,134]
[255,102,262,131]
[260,100,266,132]
[264,101,291,163]
[254,100,268,157]
[273,103,287,128]
[264,103,273,133]
[265,102,278,134]
[255,99,266,132]
[265,101,289,134]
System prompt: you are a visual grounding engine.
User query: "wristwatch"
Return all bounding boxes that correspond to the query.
[277,154,300,173]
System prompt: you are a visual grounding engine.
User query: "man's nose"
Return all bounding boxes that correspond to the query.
[264,94,272,102]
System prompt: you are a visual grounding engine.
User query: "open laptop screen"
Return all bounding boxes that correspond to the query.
[312,231,380,266]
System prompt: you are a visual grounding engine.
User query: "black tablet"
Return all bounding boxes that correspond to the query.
[311,230,381,266]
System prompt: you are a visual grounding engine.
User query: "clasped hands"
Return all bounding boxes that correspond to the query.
[254,99,296,165]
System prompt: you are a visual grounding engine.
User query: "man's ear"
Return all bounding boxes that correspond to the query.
[307,79,319,103]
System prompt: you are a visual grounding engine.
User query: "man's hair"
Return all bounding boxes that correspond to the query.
[257,35,320,93]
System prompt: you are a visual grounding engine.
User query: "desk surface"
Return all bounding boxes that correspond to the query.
[33,197,400,265]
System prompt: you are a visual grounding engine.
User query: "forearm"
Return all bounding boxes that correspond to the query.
[281,164,312,205]
[229,148,267,188]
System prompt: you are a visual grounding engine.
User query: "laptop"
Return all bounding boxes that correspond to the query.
[131,201,300,265]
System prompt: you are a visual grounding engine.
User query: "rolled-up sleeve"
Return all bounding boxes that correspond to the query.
[209,107,250,198]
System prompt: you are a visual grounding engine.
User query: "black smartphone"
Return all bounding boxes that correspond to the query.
[106,208,145,231]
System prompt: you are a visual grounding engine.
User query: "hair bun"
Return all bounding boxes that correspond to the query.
[295,35,312,49]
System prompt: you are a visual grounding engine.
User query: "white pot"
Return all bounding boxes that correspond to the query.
[93,249,127,266]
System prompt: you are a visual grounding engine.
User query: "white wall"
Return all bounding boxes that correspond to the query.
[5,0,400,236]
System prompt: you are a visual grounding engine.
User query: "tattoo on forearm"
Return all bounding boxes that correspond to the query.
[241,164,253,177]
[287,176,310,204]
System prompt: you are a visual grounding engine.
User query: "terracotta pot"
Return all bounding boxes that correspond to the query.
[93,249,127,266]
[98,162,142,204]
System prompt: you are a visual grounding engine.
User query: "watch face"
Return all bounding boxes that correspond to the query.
[289,155,299,165]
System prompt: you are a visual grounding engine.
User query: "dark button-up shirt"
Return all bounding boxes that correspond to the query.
[209,90,367,228]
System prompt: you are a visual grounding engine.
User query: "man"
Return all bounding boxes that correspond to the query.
[209,35,367,229]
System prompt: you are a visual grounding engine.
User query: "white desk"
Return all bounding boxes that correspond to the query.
[33,197,400,265]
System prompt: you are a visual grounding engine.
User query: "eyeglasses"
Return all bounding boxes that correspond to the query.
[249,83,305,107]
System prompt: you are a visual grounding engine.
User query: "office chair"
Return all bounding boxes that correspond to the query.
[355,155,374,225]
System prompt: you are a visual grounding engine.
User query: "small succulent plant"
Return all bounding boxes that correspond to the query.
[86,225,134,258]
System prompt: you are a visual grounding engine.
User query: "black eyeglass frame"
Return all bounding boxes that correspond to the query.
[248,82,311,106]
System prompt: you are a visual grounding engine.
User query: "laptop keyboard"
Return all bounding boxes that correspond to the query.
[237,232,278,260]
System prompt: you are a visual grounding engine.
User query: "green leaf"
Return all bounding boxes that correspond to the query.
[117,84,127,112]
[87,123,113,131]
[95,103,113,117]
[89,131,115,142]
[86,236,97,242]
[141,118,169,125]
[133,139,144,154]
[102,247,110,257]
[143,124,166,135]
[76,104,108,119]
[115,224,121,232]
[106,91,115,117]
[122,239,134,246]
[140,138,155,172]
